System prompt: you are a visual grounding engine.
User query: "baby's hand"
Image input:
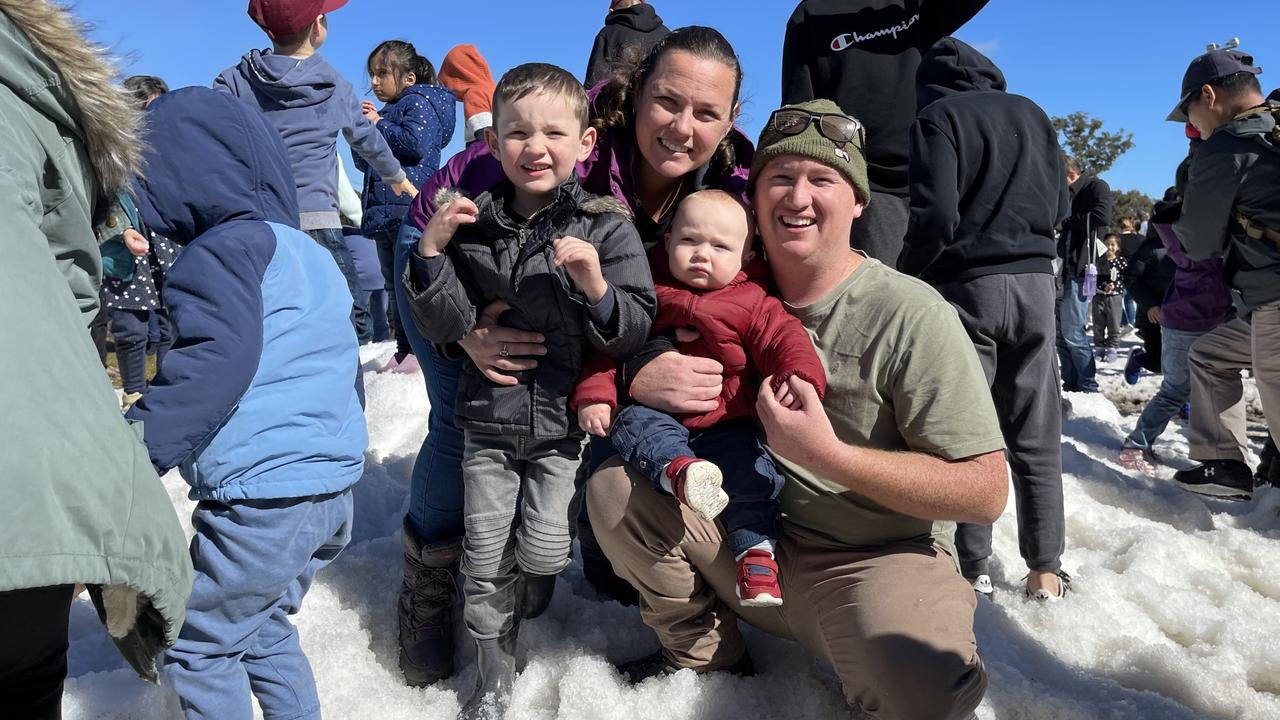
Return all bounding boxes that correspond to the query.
[421,197,478,256]
[123,228,149,257]
[578,403,612,437]
[553,236,608,304]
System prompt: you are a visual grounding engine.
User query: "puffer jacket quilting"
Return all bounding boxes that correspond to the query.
[405,179,656,438]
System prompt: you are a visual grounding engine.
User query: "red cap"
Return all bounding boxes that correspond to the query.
[247,0,347,39]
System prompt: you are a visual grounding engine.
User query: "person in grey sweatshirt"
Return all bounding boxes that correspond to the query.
[215,0,416,342]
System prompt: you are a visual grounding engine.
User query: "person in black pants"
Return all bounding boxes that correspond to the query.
[0,586,74,719]
[1122,188,1181,383]
[899,38,1070,601]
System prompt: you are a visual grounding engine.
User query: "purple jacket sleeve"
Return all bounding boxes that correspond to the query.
[407,141,504,230]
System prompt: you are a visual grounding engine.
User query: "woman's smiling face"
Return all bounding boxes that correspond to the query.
[632,51,738,182]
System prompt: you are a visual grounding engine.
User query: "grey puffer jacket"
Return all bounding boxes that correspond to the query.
[1176,101,1280,309]
[404,179,655,438]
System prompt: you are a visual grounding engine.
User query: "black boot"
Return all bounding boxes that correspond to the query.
[1174,460,1254,501]
[616,648,755,684]
[1256,437,1279,488]
[398,518,462,686]
[577,519,638,606]
[516,571,557,620]
[458,626,518,720]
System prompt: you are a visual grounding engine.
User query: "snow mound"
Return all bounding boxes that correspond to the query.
[66,343,1280,719]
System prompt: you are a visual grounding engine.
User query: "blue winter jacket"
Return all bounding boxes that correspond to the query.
[356,83,456,236]
[126,87,367,502]
[215,49,406,231]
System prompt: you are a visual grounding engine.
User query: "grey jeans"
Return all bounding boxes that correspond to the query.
[1188,307,1280,464]
[461,431,589,639]
[939,273,1065,576]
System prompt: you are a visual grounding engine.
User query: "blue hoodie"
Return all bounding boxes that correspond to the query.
[215,49,406,231]
[356,83,456,236]
[127,87,367,502]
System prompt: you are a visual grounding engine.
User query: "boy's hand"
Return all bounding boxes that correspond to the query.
[389,177,418,198]
[361,100,382,124]
[123,228,149,257]
[420,197,478,256]
[553,236,608,304]
[578,403,612,437]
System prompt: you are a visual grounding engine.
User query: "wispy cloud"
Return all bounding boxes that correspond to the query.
[970,39,1001,56]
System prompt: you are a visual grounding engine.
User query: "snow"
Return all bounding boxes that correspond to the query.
[66,339,1280,720]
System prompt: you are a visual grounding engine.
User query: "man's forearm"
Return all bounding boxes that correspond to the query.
[802,438,1007,525]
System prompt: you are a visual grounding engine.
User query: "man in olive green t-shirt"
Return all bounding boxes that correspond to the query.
[587,100,1008,720]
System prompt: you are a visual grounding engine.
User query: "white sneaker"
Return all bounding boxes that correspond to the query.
[968,574,995,599]
[670,459,729,522]
[1026,571,1071,602]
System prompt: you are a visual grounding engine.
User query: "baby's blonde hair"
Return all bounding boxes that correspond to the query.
[672,189,756,254]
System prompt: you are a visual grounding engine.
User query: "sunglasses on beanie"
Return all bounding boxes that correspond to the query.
[768,108,865,149]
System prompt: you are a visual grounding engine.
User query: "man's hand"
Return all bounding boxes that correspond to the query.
[390,177,418,199]
[553,236,608,304]
[578,403,612,437]
[756,374,836,468]
[122,228,149,257]
[457,300,546,386]
[420,197,478,256]
[361,100,382,124]
[630,351,723,414]
[1147,306,1161,324]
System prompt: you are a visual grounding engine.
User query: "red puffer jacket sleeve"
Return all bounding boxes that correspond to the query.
[570,350,619,412]
[744,294,827,399]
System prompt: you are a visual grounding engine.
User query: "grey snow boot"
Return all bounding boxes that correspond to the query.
[398,518,463,687]
[458,627,519,720]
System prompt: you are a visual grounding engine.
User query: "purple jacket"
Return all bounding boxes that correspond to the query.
[1154,222,1231,333]
[407,92,754,239]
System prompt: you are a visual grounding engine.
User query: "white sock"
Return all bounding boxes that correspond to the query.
[736,539,776,561]
[658,462,674,495]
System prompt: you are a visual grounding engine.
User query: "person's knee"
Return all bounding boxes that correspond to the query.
[584,461,634,534]
[851,641,987,720]
[516,514,572,576]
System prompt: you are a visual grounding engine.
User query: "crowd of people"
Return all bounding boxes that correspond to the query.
[2,0,1278,719]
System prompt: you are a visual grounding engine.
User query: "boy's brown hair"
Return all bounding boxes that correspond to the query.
[492,63,589,130]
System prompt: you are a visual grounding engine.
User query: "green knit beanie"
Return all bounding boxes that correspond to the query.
[749,99,871,205]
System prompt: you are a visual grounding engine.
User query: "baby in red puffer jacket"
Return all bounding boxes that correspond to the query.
[573,190,827,607]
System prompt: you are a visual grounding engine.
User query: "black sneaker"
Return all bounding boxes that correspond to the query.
[1255,438,1279,488]
[1174,460,1254,501]
[616,649,755,684]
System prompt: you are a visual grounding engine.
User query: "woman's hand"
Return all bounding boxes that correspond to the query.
[457,301,546,386]
[629,351,723,414]
[1147,306,1161,325]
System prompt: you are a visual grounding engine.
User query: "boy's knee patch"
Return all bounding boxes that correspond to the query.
[515,514,573,576]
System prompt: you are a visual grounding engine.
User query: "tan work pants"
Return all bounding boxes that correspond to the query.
[1188,307,1280,462]
[587,458,987,720]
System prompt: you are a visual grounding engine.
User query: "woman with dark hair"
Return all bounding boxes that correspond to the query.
[390,26,753,689]
[359,39,456,374]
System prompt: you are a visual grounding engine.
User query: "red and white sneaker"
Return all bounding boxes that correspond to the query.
[392,353,421,374]
[1117,448,1156,474]
[666,456,729,522]
[736,550,783,608]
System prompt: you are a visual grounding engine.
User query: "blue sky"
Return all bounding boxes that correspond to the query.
[83,0,1278,198]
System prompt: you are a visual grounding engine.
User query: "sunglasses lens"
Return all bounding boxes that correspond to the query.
[773,111,811,135]
[818,116,858,144]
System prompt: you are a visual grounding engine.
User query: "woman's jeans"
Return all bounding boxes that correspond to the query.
[395,223,466,543]
[1125,328,1204,451]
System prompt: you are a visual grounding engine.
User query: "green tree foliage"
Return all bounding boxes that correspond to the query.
[1052,112,1135,176]
[1113,188,1155,224]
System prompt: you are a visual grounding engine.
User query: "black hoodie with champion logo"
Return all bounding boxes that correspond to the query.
[585,3,671,87]
[782,0,988,198]
[898,38,1070,283]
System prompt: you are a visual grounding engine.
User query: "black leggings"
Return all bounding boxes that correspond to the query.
[0,585,74,720]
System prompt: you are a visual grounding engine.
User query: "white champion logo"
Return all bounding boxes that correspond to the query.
[830,13,921,51]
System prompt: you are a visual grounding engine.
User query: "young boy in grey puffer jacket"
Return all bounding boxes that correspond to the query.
[403,63,654,719]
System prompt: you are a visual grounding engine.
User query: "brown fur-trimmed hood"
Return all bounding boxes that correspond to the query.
[0,0,140,194]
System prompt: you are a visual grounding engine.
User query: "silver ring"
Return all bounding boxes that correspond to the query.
[499,343,509,358]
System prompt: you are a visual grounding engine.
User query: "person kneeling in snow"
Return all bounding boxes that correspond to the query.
[589,100,1008,720]
[127,87,367,720]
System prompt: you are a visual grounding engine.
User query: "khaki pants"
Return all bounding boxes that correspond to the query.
[1188,307,1280,463]
[587,459,987,720]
